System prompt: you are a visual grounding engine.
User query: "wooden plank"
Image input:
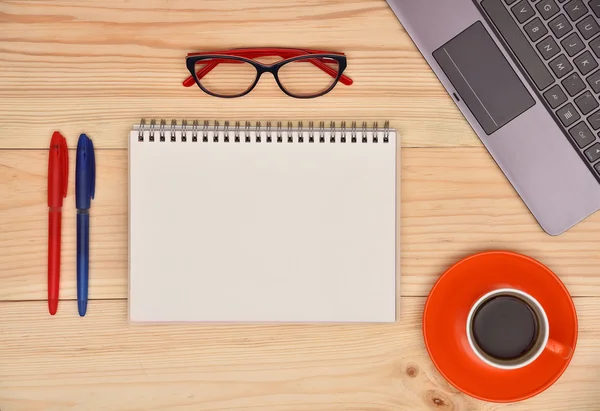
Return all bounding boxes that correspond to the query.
[0,297,596,411]
[0,0,476,148]
[2,148,599,302]
[0,97,471,149]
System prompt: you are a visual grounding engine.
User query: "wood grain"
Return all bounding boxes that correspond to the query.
[2,148,600,302]
[1,297,599,411]
[2,1,600,410]
[0,0,476,149]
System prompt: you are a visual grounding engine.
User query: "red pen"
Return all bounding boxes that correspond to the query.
[48,131,69,315]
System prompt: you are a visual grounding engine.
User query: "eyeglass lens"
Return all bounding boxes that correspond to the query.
[194,58,258,97]
[278,56,340,97]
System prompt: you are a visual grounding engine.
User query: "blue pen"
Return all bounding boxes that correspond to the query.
[75,134,95,316]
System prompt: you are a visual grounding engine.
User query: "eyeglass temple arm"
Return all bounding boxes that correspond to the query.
[182,50,353,87]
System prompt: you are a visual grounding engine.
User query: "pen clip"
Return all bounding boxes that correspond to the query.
[88,137,95,200]
[60,135,69,198]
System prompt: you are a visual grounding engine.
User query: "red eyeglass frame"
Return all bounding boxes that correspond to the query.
[183,47,353,98]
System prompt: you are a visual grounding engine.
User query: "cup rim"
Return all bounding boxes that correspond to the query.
[465,288,550,370]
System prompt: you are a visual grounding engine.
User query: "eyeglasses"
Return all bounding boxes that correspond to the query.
[182,47,353,99]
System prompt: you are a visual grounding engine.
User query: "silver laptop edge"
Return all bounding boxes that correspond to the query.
[386,0,600,235]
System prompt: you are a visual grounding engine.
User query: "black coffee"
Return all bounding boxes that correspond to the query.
[472,295,539,360]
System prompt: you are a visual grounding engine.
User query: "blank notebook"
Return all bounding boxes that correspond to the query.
[129,119,398,323]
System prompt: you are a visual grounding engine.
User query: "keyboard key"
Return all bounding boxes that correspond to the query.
[575,91,599,114]
[512,1,536,23]
[590,0,600,18]
[537,36,560,59]
[587,110,600,129]
[557,103,581,126]
[574,51,598,75]
[549,54,573,78]
[482,0,554,90]
[524,18,548,41]
[569,122,596,147]
[576,15,600,39]
[564,0,588,21]
[590,36,600,58]
[536,0,560,19]
[587,70,600,93]
[584,142,600,162]
[561,32,585,56]
[595,162,600,175]
[548,14,573,38]
[562,72,586,95]
[504,0,518,3]
[544,84,568,107]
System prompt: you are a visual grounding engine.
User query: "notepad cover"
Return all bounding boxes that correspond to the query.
[128,126,398,322]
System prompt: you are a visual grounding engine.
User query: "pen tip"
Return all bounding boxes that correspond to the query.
[49,299,58,315]
[78,300,87,317]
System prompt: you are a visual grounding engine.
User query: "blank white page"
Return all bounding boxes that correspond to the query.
[129,128,397,322]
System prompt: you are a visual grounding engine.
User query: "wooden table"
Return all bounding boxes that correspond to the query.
[1,1,599,410]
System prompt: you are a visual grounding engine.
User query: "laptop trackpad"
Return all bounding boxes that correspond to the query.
[433,22,535,135]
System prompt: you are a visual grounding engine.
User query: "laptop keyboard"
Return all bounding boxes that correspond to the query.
[481,0,600,178]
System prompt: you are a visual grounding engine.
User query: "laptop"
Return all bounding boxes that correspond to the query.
[386,0,600,235]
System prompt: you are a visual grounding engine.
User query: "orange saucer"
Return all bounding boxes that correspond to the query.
[423,251,578,403]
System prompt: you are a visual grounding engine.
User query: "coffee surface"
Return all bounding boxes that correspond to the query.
[472,296,539,360]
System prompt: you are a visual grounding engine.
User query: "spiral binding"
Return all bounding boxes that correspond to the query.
[136,119,391,143]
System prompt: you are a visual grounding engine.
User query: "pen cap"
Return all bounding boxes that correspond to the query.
[75,134,96,209]
[48,131,69,207]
